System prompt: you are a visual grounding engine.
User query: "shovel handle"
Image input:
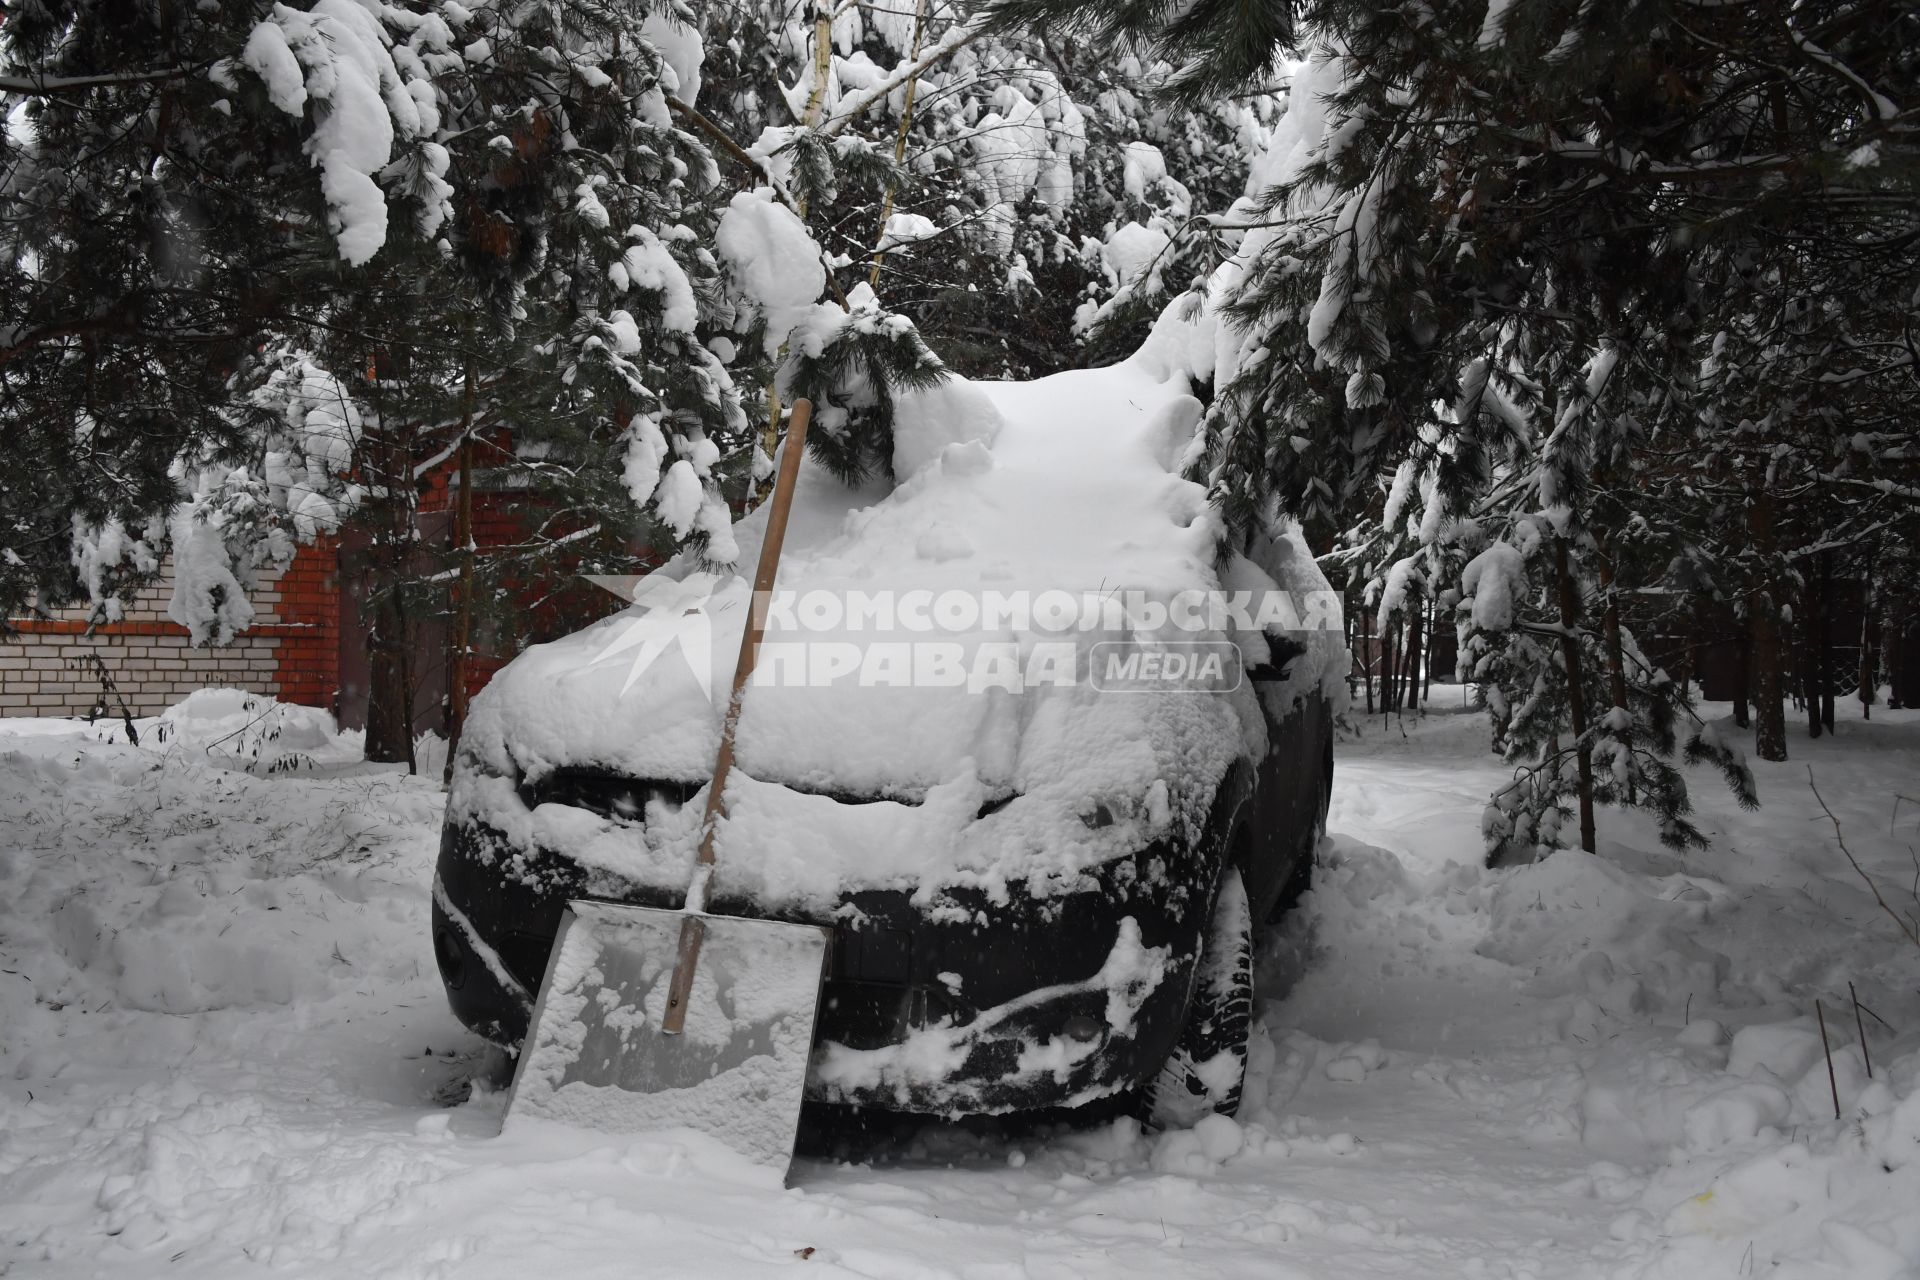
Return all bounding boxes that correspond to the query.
[662,399,813,1036]
[660,914,705,1033]
[693,396,813,871]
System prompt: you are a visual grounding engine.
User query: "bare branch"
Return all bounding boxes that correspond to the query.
[1810,768,1920,950]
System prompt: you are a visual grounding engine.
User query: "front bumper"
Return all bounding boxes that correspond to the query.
[431,815,1219,1115]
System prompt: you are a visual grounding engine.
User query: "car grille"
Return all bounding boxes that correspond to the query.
[517,767,1015,824]
[516,769,699,822]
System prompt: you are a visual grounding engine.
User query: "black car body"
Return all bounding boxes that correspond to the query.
[432,361,1344,1117]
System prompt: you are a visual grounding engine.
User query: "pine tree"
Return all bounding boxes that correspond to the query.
[977,0,1916,852]
[1,0,442,623]
[693,0,1283,378]
[2,0,750,759]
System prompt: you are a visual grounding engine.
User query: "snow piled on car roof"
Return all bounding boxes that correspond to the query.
[453,329,1348,912]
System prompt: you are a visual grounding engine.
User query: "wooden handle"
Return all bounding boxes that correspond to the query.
[660,914,706,1034]
[694,397,813,869]
[662,399,812,1035]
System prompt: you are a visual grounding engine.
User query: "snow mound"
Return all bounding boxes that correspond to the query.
[889,377,1003,480]
[1292,707,1920,1279]
[149,688,342,764]
[11,689,363,774]
[0,722,441,1020]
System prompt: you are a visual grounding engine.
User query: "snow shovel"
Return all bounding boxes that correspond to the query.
[505,400,831,1178]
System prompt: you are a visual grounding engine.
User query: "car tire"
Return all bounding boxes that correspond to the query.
[1272,743,1329,920]
[1150,867,1254,1128]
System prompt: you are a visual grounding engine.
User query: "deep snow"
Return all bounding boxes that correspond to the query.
[3,694,1918,1277]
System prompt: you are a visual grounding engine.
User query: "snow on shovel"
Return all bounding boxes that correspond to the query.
[504,400,831,1179]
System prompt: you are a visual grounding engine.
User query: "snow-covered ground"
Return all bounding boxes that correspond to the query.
[3,691,1917,1278]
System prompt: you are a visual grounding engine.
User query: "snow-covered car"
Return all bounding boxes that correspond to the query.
[432,334,1346,1122]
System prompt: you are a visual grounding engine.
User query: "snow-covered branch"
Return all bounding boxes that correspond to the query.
[0,65,207,94]
[817,18,985,138]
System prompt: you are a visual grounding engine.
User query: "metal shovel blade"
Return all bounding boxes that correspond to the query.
[504,901,831,1175]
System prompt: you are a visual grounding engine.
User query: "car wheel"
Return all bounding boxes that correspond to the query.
[1150,867,1254,1128]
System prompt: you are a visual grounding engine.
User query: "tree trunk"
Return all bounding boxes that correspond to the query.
[1799,568,1823,740]
[867,0,928,288]
[1423,597,1435,701]
[1732,622,1751,729]
[361,368,418,770]
[1553,535,1597,854]
[1405,593,1424,714]
[363,490,417,768]
[1677,609,1696,691]
[443,391,475,783]
[1747,484,1788,761]
[1597,542,1632,802]
[364,578,416,768]
[1818,550,1835,732]
[1381,614,1394,725]
[1343,587,1355,704]
[1360,598,1374,716]
[799,0,835,132]
[1750,601,1788,762]
[1859,543,1878,720]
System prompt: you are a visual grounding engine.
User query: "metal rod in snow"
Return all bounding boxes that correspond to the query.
[1850,981,1872,1079]
[1816,999,1840,1119]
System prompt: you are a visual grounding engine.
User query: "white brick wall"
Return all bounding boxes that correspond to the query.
[2,557,295,718]
[57,562,296,628]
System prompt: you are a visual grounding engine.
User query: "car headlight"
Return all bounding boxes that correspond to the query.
[1079,780,1172,832]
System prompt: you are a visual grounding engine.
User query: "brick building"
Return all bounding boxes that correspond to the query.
[1,540,340,720]
[1,463,634,729]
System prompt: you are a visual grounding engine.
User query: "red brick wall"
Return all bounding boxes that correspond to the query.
[421,452,647,705]
[271,538,342,713]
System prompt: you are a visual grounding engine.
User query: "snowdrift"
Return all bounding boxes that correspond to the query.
[5,697,1918,1278]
